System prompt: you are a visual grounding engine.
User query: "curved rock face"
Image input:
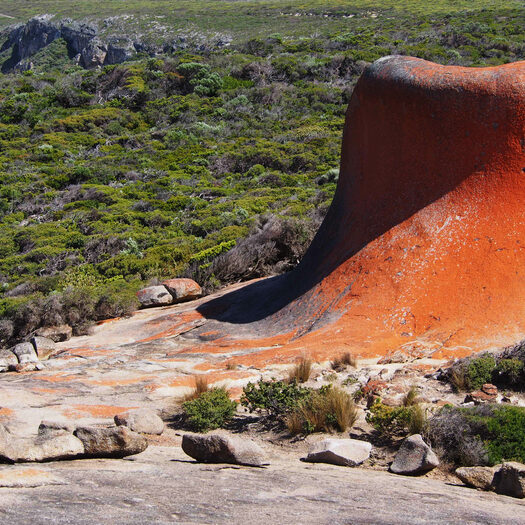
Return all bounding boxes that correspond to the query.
[200,56,525,358]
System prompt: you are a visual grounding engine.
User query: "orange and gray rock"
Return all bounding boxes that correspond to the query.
[137,285,173,307]
[390,434,439,475]
[304,438,371,467]
[35,324,72,342]
[182,433,269,467]
[162,278,202,303]
[114,408,164,435]
[492,462,525,499]
[74,426,148,458]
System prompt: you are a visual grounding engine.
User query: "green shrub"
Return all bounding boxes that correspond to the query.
[241,379,310,416]
[182,388,237,432]
[427,405,525,466]
[366,401,426,439]
[449,353,496,391]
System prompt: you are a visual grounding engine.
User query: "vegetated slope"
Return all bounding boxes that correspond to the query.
[196,57,525,358]
[0,2,523,346]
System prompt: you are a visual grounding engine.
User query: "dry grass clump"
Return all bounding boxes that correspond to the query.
[182,375,210,402]
[402,385,419,407]
[285,386,357,435]
[288,356,313,384]
[330,352,357,371]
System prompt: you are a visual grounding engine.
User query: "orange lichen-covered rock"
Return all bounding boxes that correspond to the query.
[198,56,525,358]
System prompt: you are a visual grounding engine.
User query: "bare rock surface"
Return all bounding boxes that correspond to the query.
[0,348,17,371]
[137,285,173,307]
[0,446,522,524]
[11,342,38,364]
[0,467,65,487]
[456,465,500,491]
[390,434,439,475]
[304,438,371,467]
[492,462,525,498]
[74,426,148,458]
[114,408,164,435]
[182,433,269,467]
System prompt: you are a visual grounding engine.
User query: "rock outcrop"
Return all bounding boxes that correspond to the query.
[114,409,164,435]
[195,56,525,361]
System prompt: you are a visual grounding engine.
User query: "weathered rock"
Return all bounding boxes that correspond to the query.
[456,465,500,490]
[30,336,57,360]
[161,278,202,303]
[35,324,72,342]
[114,409,164,435]
[106,39,135,64]
[38,420,76,437]
[492,462,525,498]
[464,390,496,404]
[182,434,269,467]
[137,286,173,308]
[0,349,17,372]
[74,426,148,458]
[390,434,439,475]
[0,467,65,487]
[11,342,38,364]
[0,424,84,463]
[481,383,498,396]
[304,438,371,467]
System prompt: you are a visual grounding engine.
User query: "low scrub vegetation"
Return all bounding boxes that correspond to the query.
[330,352,357,371]
[427,404,525,466]
[366,400,427,439]
[181,387,237,432]
[287,356,313,384]
[241,379,356,435]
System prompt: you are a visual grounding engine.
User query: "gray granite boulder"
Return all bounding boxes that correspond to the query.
[11,342,38,364]
[30,336,58,360]
[456,465,500,491]
[74,426,148,458]
[137,285,173,307]
[390,434,439,475]
[182,433,269,467]
[492,462,525,498]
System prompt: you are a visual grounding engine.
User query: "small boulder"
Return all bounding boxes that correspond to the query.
[182,433,269,467]
[35,324,72,342]
[304,438,371,467]
[137,285,173,308]
[0,349,17,372]
[492,462,525,498]
[481,383,498,396]
[30,336,58,360]
[456,465,500,490]
[11,342,38,364]
[114,408,164,435]
[74,426,148,458]
[390,434,439,475]
[162,278,202,303]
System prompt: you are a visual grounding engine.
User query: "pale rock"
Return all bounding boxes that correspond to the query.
[304,438,371,467]
[182,433,269,467]
[30,336,58,360]
[114,408,164,435]
[11,342,38,364]
[35,324,72,342]
[137,286,173,308]
[0,349,17,372]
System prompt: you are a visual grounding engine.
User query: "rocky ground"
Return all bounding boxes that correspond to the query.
[0,439,524,525]
[1,286,524,523]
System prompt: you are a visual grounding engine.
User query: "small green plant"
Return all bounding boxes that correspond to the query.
[449,353,497,391]
[367,400,426,439]
[403,385,419,407]
[182,388,236,432]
